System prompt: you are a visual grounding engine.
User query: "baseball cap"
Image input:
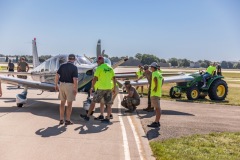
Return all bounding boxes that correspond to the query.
[68,54,76,60]
[124,80,131,85]
[150,62,158,68]
[143,64,149,70]
[97,56,104,62]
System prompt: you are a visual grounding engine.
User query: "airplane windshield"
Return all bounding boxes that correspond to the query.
[76,56,92,65]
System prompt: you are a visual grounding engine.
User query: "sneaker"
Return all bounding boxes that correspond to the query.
[101,118,110,123]
[202,84,206,88]
[94,115,104,120]
[80,114,90,121]
[147,122,160,128]
[105,114,113,119]
[65,120,73,125]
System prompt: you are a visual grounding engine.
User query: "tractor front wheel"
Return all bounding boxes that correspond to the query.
[208,79,228,100]
[186,86,200,100]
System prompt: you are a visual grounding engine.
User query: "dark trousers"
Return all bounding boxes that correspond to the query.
[148,87,151,108]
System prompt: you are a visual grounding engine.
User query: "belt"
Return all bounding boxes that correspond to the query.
[60,82,73,84]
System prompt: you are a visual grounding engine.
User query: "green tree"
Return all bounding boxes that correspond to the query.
[227,62,233,69]
[135,53,143,61]
[221,61,228,68]
[168,58,178,66]
[140,54,160,65]
[233,62,240,69]
[159,59,166,63]
[200,62,207,68]
[178,59,190,67]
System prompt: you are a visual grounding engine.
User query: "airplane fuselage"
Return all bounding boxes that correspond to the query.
[31,54,96,91]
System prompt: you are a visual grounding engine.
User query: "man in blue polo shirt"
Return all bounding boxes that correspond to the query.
[55,54,78,125]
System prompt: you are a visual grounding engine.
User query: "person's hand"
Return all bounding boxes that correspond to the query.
[112,87,116,95]
[90,88,93,96]
[73,88,77,96]
[55,85,59,91]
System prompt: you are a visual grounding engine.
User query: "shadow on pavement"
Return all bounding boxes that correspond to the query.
[162,110,194,116]
[74,121,109,134]
[35,125,67,137]
[143,128,161,140]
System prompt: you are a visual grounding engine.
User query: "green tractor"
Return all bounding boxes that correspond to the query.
[169,72,228,101]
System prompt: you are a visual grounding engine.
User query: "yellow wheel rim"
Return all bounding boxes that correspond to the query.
[191,90,198,99]
[217,85,225,97]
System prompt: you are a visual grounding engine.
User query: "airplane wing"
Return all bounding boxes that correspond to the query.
[0,71,32,76]
[0,75,55,91]
[115,72,182,79]
[118,74,194,86]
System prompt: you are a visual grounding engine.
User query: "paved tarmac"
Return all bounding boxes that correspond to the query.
[0,83,154,160]
[137,99,240,141]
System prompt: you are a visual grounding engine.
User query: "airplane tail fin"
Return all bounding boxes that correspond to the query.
[32,38,40,68]
[96,39,102,58]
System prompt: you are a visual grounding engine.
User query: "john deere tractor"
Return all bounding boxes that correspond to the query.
[169,72,228,101]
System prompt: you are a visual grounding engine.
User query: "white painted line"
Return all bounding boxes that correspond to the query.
[117,95,131,160]
[127,116,144,160]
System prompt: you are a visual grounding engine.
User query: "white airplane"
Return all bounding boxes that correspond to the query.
[0,38,128,107]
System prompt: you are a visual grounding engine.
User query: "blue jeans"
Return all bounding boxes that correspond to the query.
[202,72,211,84]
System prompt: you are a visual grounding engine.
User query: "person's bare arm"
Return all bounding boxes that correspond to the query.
[0,80,2,97]
[55,73,60,91]
[126,88,134,98]
[26,63,29,72]
[91,76,98,90]
[73,77,78,95]
[112,76,116,94]
[136,75,144,82]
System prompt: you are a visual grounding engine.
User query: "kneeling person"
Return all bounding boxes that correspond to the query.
[121,81,140,113]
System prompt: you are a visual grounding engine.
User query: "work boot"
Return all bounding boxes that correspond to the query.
[94,115,104,120]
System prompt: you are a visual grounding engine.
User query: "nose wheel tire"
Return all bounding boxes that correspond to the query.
[17,103,23,108]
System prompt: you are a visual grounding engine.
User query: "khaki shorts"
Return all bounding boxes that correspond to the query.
[151,96,160,109]
[59,83,76,101]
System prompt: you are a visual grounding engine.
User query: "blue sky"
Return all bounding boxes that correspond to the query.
[0,0,239,61]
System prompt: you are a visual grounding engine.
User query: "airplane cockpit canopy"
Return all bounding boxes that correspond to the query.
[76,56,92,65]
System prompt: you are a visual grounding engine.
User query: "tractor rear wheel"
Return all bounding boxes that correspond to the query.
[186,86,200,100]
[208,79,228,100]
[169,87,181,98]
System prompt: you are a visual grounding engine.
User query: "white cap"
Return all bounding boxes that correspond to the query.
[150,62,158,68]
